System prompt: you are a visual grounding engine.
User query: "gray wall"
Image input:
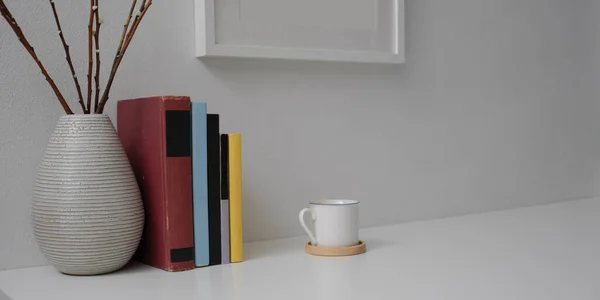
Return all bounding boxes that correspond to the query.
[581,0,600,193]
[0,0,596,270]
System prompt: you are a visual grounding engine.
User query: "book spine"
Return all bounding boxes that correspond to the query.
[228,133,243,263]
[163,99,195,271]
[207,114,222,265]
[118,99,167,269]
[118,96,195,272]
[192,102,209,267]
[220,134,230,264]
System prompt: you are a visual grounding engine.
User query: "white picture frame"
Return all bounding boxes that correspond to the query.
[194,0,405,64]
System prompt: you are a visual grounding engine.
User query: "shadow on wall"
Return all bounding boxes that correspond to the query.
[196,58,411,244]
[201,57,407,92]
[0,289,11,300]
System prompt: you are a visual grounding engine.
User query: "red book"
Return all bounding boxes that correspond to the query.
[117,96,194,272]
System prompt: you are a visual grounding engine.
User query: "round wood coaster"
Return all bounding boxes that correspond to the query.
[305,241,366,257]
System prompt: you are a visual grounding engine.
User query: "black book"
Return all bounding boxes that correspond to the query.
[220,134,230,264]
[207,114,221,265]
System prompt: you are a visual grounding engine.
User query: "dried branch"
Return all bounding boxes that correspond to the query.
[95,0,136,114]
[122,1,150,56]
[117,0,137,61]
[93,0,101,113]
[0,1,73,114]
[86,0,95,113]
[97,0,152,114]
[125,0,146,43]
[48,0,85,114]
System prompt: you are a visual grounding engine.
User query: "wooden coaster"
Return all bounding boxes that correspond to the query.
[305,241,366,257]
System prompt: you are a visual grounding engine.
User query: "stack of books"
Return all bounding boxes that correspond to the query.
[117,96,243,272]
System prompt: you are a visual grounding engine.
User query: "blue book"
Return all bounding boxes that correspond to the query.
[192,102,210,267]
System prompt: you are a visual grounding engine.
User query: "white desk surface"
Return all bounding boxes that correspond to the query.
[1,198,599,300]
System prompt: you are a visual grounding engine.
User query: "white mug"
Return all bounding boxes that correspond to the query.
[298,199,359,247]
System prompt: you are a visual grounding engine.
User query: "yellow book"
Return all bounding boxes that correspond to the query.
[228,133,243,262]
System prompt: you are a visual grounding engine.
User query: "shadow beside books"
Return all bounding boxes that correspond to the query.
[244,236,307,261]
[244,236,396,261]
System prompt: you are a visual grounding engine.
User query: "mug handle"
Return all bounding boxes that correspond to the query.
[299,208,317,245]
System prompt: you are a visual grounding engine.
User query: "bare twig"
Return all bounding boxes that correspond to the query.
[97,0,152,114]
[86,0,95,113]
[95,0,136,113]
[121,1,150,58]
[0,1,73,114]
[48,0,85,114]
[93,0,101,113]
[125,0,146,43]
[116,0,137,61]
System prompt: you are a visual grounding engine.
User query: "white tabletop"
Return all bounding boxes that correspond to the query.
[1,198,599,300]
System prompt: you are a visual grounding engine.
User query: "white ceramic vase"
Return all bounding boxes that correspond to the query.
[31,114,144,275]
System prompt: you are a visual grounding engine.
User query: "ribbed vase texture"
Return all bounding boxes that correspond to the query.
[32,114,144,275]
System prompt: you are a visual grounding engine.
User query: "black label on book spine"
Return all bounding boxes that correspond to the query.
[170,247,194,263]
[165,110,191,157]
